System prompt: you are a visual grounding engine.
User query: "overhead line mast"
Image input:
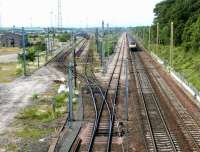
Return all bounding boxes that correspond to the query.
[57,0,62,30]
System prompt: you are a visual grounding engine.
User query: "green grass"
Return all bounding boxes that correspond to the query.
[0,63,21,83]
[16,127,53,139]
[17,92,67,123]
[5,144,18,151]
[17,105,55,122]
[148,44,200,91]
[104,34,119,57]
[5,88,70,152]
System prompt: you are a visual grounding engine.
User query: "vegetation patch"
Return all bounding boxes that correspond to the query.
[0,63,21,83]
[0,82,80,151]
[0,47,20,55]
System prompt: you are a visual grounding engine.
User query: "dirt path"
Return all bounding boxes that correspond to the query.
[0,54,18,63]
[0,65,64,134]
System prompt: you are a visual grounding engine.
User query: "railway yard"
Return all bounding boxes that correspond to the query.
[1,0,200,151]
[43,32,200,151]
[1,31,200,152]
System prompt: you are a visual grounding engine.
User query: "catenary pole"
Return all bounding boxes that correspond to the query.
[22,27,27,76]
[156,23,159,56]
[170,22,174,71]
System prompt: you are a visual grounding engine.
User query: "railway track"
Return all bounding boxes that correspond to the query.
[48,38,89,152]
[79,34,126,151]
[129,51,178,152]
[48,39,88,72]
[148,58,200,151]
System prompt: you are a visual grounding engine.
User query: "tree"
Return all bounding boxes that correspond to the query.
[57,32,71,42]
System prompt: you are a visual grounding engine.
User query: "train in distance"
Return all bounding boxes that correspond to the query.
[129,40,137,51]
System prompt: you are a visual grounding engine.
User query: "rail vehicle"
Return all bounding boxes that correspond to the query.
[129,41,136,48]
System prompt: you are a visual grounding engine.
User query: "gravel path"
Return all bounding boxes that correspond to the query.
[0,54,18,63]
[0,65,64,134]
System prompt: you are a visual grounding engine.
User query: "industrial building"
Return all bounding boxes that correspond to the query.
[0,32,28,47]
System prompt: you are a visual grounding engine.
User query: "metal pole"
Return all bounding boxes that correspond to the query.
[142,28,145,42]
[156,23,159,56]
[102,21,105,72]
[73,48,77,88]
[148,26,151,51]
[170,22,174,71]
[125,59,128,121]
[79,89,83,121]
[67,62,73,128]
[53,28,55,48]
[37,49,40,68]
[95,28,99,53]
[45,29,48,63]
[22,27,26,76]
[47,27,51,55]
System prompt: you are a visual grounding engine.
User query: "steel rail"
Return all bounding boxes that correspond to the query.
[107,35,126,152]
[130,51,177,152]
[87,36,125,152]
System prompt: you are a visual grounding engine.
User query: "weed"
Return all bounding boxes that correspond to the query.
[16,127,53,139]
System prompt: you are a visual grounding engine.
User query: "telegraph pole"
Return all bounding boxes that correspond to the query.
[125,59,128,121]
[67,62,73,128]
[22,27,27,76]
[47,27,51,55]
[95,28,99,53]
[37,49,40,68]
[142,28,145,42]
[102,20,105,72]
[170,22,174,71]
[53,28,55,48]
[148,26,151,50]
[73,35,77,88]
[45,28,48,62]
[156,23,159,56]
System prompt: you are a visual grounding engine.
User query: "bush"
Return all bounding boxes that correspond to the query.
[15,67,23,76]
[57,32,71,42]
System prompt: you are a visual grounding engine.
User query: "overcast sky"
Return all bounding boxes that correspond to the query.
[0,0,162,27]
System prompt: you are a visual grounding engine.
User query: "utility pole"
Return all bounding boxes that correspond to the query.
[125,59,128,121]
[95,28,99,53]
[57,0,62,31]
[45,28,48,62]
[22,27,27,76]
[156,23,159,56]
[102,20,105,73]
[125,58,129,152]
[52,28,55,48]
[50,11,53,28]
[67,62,73,128]
[143,28,145,42]
[73,35,77,88]
[47,27,51,55]
[170,22,174,71]
[37,49,40,68]
[148,26,151,50]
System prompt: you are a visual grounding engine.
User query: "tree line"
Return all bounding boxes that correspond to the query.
[132,0,200,51]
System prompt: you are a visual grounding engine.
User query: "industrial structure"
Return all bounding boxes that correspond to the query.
[0,32,28,47]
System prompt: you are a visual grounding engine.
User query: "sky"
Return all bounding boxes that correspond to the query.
[0,0,162,27]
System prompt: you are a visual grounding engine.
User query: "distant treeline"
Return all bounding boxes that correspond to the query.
[131,0,200,50]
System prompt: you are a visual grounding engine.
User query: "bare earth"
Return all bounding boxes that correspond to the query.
[0,54,18,63]
[0,65,64,134]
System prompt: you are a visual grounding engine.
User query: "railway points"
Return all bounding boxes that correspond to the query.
[1,1,200,151]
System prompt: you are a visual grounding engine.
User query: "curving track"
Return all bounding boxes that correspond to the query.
[79,34,126,152]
